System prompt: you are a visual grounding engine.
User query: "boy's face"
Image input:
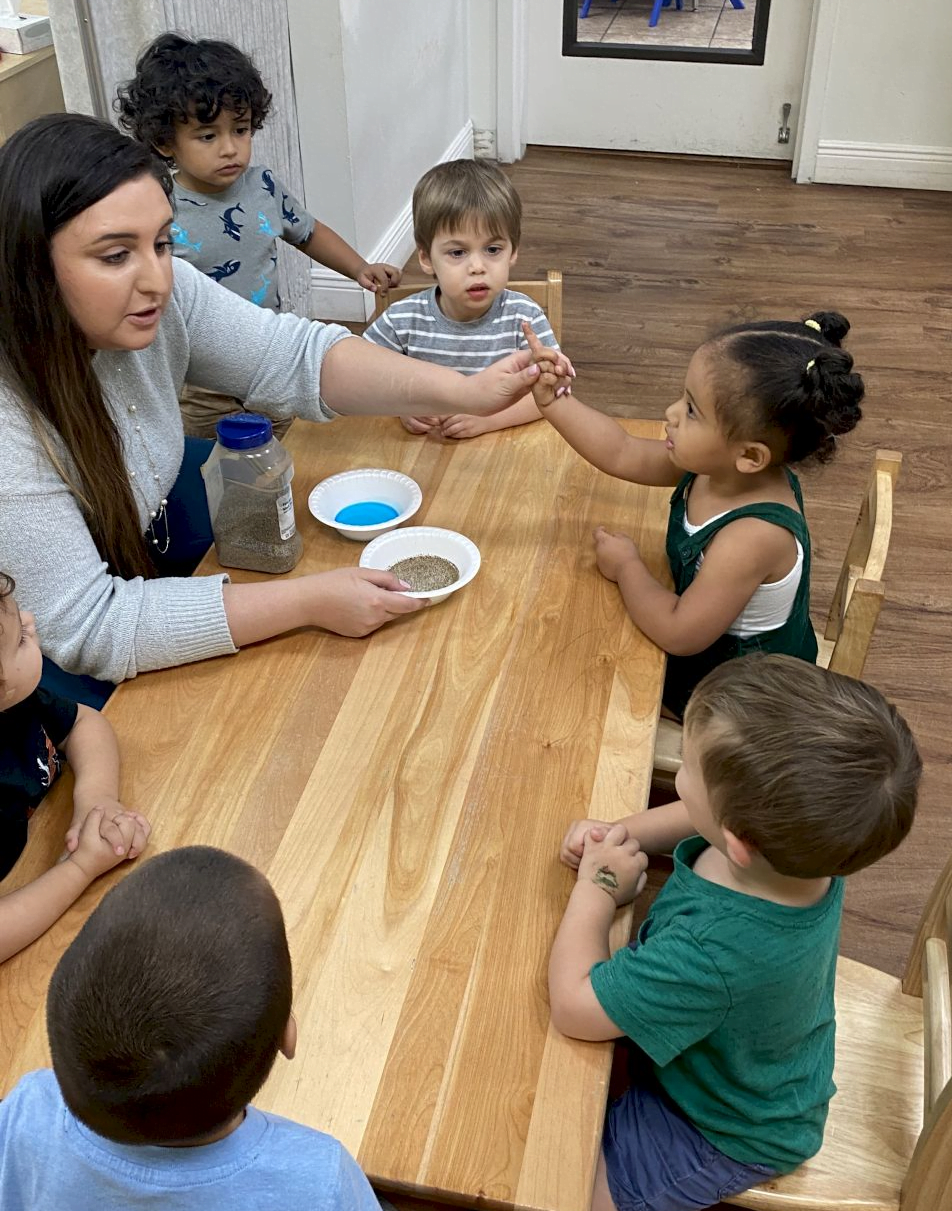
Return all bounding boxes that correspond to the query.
[418,225,518,323]
[674,725,726,852]
[158,108,253,194]
[0,595,43,709]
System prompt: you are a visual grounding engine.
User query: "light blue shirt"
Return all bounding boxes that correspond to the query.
[0,1069,382,1211]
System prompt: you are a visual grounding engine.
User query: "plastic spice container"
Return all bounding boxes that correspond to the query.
[202,413,304,574]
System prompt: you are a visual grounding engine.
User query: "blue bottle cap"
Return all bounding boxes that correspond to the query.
[215,413,274,450]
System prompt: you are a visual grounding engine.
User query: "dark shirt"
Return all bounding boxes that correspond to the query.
[0,688,77,880]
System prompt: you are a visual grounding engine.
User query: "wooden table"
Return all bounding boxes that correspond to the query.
[0,417,667,1211]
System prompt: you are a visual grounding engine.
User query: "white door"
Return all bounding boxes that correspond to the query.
[525,0,815,160]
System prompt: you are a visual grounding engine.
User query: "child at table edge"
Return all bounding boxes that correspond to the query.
[363,158,562,440]
[0,846,382,1211]
[550,653,921,1211]
[0,571,150,963]
[522,312,865,716]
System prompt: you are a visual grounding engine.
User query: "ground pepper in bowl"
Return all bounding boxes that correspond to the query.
[389,555,459,592]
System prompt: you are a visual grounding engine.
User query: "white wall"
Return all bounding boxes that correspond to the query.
[801,0,952,189]
[288,0,473,318]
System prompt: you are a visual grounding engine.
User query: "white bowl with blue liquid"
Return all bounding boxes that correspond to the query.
[307,468,422,541]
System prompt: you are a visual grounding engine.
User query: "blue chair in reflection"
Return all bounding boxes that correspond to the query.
[579,0,745,29]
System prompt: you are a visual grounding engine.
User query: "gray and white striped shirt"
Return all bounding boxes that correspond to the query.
[363,286,559,373]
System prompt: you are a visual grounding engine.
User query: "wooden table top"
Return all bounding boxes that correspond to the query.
[0,415,667,1211]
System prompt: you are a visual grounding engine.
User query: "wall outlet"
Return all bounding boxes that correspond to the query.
[0,14,53,55]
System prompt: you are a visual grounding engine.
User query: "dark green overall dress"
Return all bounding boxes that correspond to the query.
[663,471,818,717]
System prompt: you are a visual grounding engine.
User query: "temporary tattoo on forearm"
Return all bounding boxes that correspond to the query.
[592,866,619,893]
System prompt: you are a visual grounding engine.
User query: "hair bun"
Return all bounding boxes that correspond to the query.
[805,311,850,347]
[805,347,864,440]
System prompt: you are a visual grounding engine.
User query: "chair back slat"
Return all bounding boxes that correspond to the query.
[904,849,952,998]
[923,937,952,1114]
[824,450,900,643]
[898,850,952,1207]
[824,578,884,680]
[371,271,564,345]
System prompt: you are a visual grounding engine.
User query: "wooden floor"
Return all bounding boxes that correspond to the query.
[397,146,952,983]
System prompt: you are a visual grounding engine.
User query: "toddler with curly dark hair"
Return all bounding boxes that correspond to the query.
[117,33,402,438]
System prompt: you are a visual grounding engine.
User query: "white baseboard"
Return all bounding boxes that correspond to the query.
[813,140,952,191]
[308,121,475,322]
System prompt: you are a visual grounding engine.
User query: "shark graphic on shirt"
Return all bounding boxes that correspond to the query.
[257,211,278,237]
[207,260,241,283]
[170,222,202,254]
[221,203,245,240]
[249,274,271,306]
[281,194,300,227]
[261,169,276,196]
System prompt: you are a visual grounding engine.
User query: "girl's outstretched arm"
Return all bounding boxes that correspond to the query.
[523,324,680,486]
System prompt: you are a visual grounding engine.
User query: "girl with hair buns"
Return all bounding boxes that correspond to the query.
[0,113,566,708]
[523,312,865,716]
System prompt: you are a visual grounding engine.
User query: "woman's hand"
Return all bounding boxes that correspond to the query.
[463,346,575,417]
[304,568,428,636]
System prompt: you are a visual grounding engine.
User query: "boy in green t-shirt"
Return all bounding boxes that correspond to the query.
[549,653,921,1211]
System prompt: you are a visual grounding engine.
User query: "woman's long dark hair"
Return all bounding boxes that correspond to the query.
[0,113,173,579]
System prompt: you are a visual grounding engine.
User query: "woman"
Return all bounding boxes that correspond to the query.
[0,114,560,706]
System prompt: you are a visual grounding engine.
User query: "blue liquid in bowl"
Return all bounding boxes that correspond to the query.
[334,501,400,526]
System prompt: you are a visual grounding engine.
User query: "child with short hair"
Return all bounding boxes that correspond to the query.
[523,314,865,715]
[550,653,921,1211]
[363,158,561,440]
[0,573,149,962]
[117,32,402,439]
[0,846,382,1210]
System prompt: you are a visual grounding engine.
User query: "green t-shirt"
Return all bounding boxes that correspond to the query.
[589,836,844,1171]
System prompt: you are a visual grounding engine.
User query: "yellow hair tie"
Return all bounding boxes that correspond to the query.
[804,319,822,332]
[806,359,816,371]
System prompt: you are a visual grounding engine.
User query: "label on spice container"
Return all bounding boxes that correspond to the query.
[275,484,296,541]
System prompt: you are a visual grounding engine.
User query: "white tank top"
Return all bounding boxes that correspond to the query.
[683,509,804,638]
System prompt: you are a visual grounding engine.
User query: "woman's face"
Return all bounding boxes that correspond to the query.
[50,174,175,351]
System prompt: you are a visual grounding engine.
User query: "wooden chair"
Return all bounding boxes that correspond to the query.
[722,845,952,1210]
[816,449,900,678]
[652,449,902,779]
[371,269,564,346]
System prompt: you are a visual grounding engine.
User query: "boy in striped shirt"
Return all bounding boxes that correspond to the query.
[363,159,560,440]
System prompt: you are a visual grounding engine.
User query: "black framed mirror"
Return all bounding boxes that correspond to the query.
[562,0,772,65]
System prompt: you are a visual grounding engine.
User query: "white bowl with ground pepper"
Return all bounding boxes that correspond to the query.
[359,527,481,603]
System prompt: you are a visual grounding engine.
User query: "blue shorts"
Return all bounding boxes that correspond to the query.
[603,1078,775,1211]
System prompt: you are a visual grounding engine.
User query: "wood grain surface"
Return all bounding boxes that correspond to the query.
[0,416,668,1211]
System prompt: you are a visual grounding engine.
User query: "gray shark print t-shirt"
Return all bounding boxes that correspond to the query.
[170,165,316,311]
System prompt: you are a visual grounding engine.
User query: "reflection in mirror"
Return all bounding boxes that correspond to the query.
[564,0,771,65]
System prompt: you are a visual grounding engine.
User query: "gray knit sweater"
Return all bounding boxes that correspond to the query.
[0,258,352,683]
